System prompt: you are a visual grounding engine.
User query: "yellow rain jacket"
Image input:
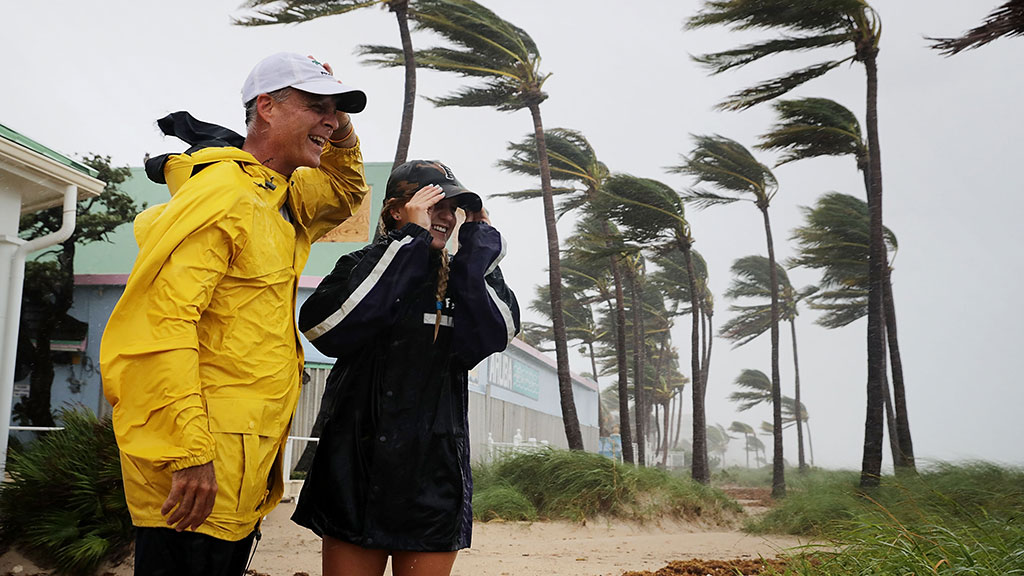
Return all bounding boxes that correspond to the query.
[100,141,368,540]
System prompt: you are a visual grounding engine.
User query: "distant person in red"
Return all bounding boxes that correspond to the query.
[101,52,368,576]
[293,160,521,576]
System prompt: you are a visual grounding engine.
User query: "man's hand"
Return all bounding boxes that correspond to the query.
[161,461,217,532]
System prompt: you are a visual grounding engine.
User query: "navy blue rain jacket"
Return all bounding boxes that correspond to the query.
[291,221,520,551]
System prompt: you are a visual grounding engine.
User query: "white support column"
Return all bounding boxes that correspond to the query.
[0,185,78,478]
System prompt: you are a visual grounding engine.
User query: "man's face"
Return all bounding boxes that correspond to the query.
[264,89,340,176]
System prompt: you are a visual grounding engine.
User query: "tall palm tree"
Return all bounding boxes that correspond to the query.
[235,0,419,168]
[373,0,583,449]
[687,0,889,488]
[719,255,816,470]
[599,175,710,483]
[759,97,915,471]
[789,192,907,468]
[497,129,633,458]
[930,1,1024,55]
[671,135,785,497]
[648,248,711,454]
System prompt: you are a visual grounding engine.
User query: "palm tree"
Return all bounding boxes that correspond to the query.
[687,0,889,488]
[235,0,419,168]
[671,135,785,497]
[706,424,732,470]
[648,248,711,454]
[930,1,1024,55]
[374,0,583,449]
[731,370,811,467]
[599,174,710,483]
[719,255,816,470]
[497,129,632,458]
[789,192,908,468]
[759,97,915,471]
[525,284,602,385]
[728,421,756,468]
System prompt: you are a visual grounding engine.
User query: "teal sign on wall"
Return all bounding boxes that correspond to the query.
[487,353,540,400]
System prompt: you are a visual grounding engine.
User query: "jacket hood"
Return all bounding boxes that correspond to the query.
[145,111,259,196]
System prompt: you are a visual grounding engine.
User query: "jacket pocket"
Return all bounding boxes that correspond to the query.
[207,397,285,513]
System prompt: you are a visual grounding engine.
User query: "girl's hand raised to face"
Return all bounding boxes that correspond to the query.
[399,185,445,231]
[465,206,490,225]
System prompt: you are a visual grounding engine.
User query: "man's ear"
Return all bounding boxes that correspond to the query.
[255,93,276,124]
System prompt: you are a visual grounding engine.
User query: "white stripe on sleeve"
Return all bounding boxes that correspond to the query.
[303,236,415,341]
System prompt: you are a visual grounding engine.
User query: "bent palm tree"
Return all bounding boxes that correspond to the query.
[671,135,785,497]
[236,0,419,168]
[759,97,915,471]
[600,174,710,483]
[930,1,1024,55]
[498,129,633,458]
[720,255,816,470]
[688,0,889,488]
[374,0,583,449]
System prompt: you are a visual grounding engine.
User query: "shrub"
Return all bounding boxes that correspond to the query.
[472,484,538,521]
[473,448,739,523]
[0,407,132,575]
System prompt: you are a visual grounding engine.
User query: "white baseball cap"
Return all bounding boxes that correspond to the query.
[242,52,367,113]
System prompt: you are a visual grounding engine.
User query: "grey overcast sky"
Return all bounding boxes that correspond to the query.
[2,1,1021,469]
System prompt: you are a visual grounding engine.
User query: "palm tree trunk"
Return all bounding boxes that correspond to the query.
[663,401,671,466]
[760,206,785,499]
[627,263,646,467]
[673,376,684,450]
[610,255,634,464]
[528,103,583,451]
[883,268,916,471]
[701,309,714,397]
[805,420,815,467]
[391,0,416,169]
[589,341,602,434]
[679,241,708,484]
[881,354,903,468]
[790,319,807,471]
[860,49,886,488]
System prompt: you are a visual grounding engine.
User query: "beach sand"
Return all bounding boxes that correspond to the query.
[0,491,803,576]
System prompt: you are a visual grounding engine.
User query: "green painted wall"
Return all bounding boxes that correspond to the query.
[75,161,391,277]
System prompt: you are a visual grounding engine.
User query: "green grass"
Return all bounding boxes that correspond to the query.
[740,463,1024,575]
[0,407,132,576]
[472,448,740,523]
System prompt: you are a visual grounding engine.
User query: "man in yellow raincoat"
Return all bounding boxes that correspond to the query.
[99,52,370,576]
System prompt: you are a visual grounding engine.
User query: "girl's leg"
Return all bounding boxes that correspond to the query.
[322,536,389,576]
[390,551,459,576]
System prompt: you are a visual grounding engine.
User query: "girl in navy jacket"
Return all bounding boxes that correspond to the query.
[292,160,520,576]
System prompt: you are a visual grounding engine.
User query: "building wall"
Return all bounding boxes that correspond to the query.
[47,284,599,469]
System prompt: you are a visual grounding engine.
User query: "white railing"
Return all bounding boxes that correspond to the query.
[283,435,319,483]
[485,429,549,462]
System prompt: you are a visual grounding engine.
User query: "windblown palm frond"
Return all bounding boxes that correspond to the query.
[929,0,1024,55]
[687,0,878,110]
[601,174,689,247]
[672,135,777,207]
[729,369,771,411]
[234,0,382,25]
[758,97,865,167]
[390,0,549,111]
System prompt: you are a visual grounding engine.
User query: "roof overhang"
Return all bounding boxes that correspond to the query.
[0,134,105,214]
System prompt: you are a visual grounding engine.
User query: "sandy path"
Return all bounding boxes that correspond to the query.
[248,502,804,576]
[0,499,803,576]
